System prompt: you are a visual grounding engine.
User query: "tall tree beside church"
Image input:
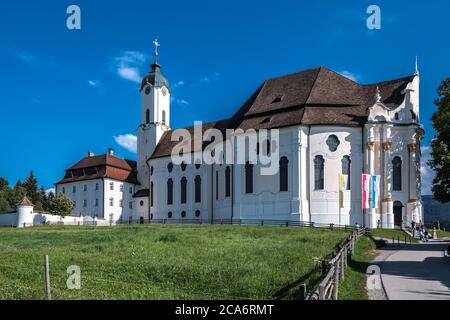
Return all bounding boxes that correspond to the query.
[23,171,39,204]
[429,77,450,203]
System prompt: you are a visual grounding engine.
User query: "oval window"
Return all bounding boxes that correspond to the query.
[326,135,340,152]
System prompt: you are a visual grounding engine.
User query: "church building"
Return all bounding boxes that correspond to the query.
[55,44,424,229]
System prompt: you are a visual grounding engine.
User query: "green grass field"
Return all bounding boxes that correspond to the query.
[0,225,349,300]
[368,228,419,243]
[437,230,450,239]
[338,236,382,300]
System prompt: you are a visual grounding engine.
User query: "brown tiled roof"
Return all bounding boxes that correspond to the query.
[17,196,34,206]
[56,154,138,184]
[150,67,416,159]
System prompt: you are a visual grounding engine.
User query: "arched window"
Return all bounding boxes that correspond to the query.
[195,175,201,203]
[195,210,201,217]
[162,110,166,125]
[245,161,254,194]
[181,177,187,204]
[146,109,150,124]
[167,162,173,173]
[279,157,289,192]
[181,161,187,171]
[314,155,325,190]
[150,182,154,207]
[341,156,351,190]
[225,166,231,197]
[394,112,399,120]
[393,157,402,191]
[410,110,417,120]
[167,178,173,205]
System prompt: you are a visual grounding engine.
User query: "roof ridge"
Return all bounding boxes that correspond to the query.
[305,67,323,105]
[363,74,416,87]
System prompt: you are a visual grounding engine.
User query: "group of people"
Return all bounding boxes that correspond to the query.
[411,221,432,241]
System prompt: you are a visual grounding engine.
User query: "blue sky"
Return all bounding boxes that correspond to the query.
[0,0,448,194]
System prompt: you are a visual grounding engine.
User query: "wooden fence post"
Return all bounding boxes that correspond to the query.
[44,255,51,300]
[333,262,339,300]
[298,284,307,300]
[340,252,345,281]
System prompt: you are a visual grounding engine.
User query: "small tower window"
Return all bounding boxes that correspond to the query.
[272,95,283,103]
[410,110,417,120]
[162,110,166,125]
[146,109,150,124]
[394,113,399,120]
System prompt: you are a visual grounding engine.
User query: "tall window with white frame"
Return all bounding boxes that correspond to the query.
[341,155,351,190]
[393,156,402,191]
[314,155,325,190]
[225,166,231,197]
[245,161,254,194]
[195,175,201,203]
[167,178,173,205]
[180,177,187,204]
[279,157,289,192]
[150,182,154,207]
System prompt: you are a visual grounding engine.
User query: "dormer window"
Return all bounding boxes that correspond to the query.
[272,95,284,104]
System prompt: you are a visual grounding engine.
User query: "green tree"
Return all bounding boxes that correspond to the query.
[0,177,8,190]
[48,194,74,217]
[23,171,39,204]
[430,78,450,202]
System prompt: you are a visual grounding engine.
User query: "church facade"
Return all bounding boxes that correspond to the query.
[56,48,424,229]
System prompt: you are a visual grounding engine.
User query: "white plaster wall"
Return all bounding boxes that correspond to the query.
[103,178,135,222]
[56,179,104,218]
[0,212,18,227]
[309,126,363,226]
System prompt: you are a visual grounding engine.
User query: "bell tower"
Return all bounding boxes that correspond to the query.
[137,39,170,189]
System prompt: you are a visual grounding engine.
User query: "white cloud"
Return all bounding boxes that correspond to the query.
[88,80,101,87]
[338,70,360,82]
[421,146,435,195]
[173,80,185,88]
[112,51,146,83]
[176,98,189,107]
[45,188,55,195]
[196,72,221,85]
[114,134,137,153]
[18,51,35,65]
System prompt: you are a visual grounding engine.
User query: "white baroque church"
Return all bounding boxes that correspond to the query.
[55,46,424,229]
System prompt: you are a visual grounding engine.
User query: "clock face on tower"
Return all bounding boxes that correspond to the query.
[145,86,151,95]
[162,87,167,96]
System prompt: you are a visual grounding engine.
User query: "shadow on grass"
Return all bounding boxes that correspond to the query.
[272,268,318,300]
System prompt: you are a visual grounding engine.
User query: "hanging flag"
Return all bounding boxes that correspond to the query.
[339,175,348,208]
[362,174,371,209]
[372,175,381,209]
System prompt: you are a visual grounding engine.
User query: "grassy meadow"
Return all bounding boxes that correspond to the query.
[0,224,349,300]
